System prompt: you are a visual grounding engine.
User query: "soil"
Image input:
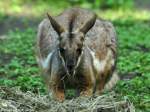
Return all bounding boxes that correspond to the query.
[135,0,150,10]
[0,15,40,35]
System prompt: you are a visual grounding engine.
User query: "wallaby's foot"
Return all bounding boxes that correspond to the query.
[80,88,93,97]
[53,89,65,102]
[95,87,104,95]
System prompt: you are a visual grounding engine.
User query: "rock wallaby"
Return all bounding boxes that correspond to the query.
[36,8,119,102]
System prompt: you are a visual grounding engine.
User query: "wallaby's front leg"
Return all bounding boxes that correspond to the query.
[95,74,106,95]
[78,72,95,97]
[52,86,65,102]
[50,75,65,102]
[95,71,112,95]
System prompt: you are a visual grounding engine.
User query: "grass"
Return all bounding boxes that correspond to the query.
[115,22,150,112]
[0,29,46,93]
[0,0,70,16]
[0,1,150,112]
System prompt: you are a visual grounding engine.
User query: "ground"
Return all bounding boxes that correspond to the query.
[0,1,150,112]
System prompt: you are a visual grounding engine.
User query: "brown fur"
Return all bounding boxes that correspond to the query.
[36,8,118,102]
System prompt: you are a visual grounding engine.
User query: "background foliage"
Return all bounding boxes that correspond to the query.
[0,0,150,111]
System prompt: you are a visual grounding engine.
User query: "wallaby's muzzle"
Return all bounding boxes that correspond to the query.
[66,59,76,75]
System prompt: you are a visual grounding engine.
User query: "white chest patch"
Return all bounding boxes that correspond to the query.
[90,50,105,73]
[88,47,113,73]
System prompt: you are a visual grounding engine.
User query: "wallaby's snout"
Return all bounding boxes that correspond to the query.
[66,59,75,74]
[59,42,81,75]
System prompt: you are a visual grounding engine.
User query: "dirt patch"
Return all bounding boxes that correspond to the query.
[126,44,150,53]
[0,15,40,35]
[135,0,150,10]
[120,72,142,81]
[0,86,135,112]
[137,44,150,52]
[0,52,15,65]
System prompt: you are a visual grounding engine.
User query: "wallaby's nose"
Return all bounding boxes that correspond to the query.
[67,63,75,74]
[67,64,74,71]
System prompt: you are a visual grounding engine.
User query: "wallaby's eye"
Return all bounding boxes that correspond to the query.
[59,48,65,53]
[77,48,82,54]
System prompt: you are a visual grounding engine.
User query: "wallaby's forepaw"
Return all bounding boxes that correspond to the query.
[80,88,93,97]
[53,89,65,102]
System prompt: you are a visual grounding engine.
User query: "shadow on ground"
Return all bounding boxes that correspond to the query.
[0,15,41,35]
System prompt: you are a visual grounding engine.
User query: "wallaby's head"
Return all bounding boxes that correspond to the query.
[47,12,96,74]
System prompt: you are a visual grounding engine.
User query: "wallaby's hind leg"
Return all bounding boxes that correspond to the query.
[95,71,119,94]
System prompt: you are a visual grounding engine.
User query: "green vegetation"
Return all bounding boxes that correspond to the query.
[116,22,150,112]
[0,0,150,111]
[69,0,134,9]
[0,29,46,93]
[0,0,134,16]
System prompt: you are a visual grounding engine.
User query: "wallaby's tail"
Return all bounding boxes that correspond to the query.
[104,71,141,91]
[104,71,120,91]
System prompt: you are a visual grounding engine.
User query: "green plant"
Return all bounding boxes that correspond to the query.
[100,0,134,9]
[69,0,134,9]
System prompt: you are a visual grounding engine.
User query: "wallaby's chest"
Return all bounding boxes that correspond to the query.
[61,71,87,88]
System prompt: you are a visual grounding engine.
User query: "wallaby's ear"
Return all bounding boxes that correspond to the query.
[79,14,96,34]
[47,13,65,35]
